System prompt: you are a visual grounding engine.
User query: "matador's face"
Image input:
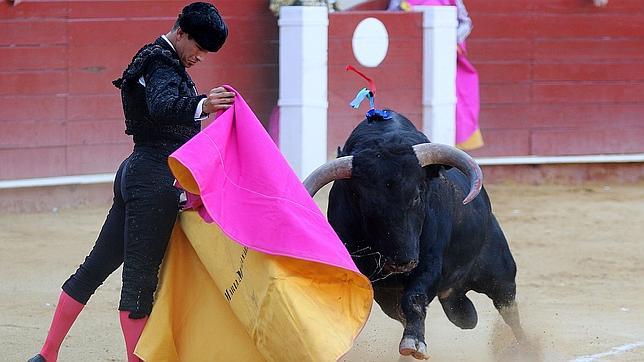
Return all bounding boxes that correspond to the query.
[175,28,209,68]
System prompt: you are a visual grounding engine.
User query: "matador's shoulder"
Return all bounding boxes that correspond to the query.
[113,42,182,89]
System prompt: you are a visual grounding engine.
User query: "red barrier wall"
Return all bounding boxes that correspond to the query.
[341,0,644,159]
[466,0,644,157]
[0,0,278,180]
[2,0,643,184]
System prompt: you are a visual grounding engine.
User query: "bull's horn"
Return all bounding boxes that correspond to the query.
[303,156,353,196]
[412,143,483,204]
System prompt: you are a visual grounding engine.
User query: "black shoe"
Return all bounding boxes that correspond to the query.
[27,354,46,362]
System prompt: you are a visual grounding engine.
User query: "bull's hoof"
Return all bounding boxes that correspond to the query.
[399,336,429,360]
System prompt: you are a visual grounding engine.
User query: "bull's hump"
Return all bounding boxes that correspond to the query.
[359,115,416,132]
[354,120,425,139]
[343,113,429,154]
[349,129,427,150]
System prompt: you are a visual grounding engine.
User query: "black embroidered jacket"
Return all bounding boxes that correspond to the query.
[113,37,205,146]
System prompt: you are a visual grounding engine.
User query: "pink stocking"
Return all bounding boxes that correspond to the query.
[119,311,148,362]
[39,291,85,361]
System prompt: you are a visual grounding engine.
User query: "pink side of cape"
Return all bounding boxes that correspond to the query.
[455,49,480,144]
[170,86,360,273]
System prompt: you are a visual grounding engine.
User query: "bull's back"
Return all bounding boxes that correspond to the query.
[343,115,428,154]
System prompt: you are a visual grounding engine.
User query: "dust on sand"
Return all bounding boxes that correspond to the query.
[2,183,643,361]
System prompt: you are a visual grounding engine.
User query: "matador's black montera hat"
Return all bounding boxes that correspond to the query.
[178,2,228,52]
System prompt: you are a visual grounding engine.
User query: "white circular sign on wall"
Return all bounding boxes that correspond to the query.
[352,17,389,68]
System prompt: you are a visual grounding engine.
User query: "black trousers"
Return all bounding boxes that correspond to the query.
[62,144,181,318]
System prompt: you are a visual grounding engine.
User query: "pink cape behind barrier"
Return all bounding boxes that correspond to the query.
[169,85,360,274]
[409,0,483,150]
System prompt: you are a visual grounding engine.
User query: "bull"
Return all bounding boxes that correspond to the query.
[304,110,526,360]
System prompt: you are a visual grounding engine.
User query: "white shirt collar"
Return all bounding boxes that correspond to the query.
[161,35,176,52]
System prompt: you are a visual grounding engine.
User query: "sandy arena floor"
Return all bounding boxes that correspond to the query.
[1,182,644,361]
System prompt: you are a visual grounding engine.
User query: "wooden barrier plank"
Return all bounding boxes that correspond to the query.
[0,19,66,46]
[66,119,130,146]
[531,127,644,156]
[0,120,66,149]
[533,82,644,104]
[534,62,644,82]
[0,46,67,71]
[65,144,132,175]
[0,147,66,180]
[468,129,531,157]
[533,39,644,61]
[0,95,66,122]
[0,71,67,96]
[527,104,644,128]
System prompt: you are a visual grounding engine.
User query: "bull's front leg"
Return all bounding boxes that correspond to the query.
[399,218,446,360]
[399,262,441,360]
[399,288,430,359]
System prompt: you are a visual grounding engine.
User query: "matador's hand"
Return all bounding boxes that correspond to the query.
[202,87,235,114]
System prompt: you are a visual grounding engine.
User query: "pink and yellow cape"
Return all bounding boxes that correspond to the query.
[135,86,373,361]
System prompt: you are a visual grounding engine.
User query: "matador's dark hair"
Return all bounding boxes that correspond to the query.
[177,2,228,52]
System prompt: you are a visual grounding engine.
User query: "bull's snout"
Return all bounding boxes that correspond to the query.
[383,259,418,274]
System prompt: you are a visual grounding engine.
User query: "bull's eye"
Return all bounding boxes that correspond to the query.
[385,182,392,189]
[412,193,421,205]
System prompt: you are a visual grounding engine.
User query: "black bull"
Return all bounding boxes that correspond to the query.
[304,111,526,360]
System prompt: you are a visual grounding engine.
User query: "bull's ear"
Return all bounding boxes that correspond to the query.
[424,165,450,179]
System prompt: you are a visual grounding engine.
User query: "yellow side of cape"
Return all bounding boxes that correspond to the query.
[136,211,373,362]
